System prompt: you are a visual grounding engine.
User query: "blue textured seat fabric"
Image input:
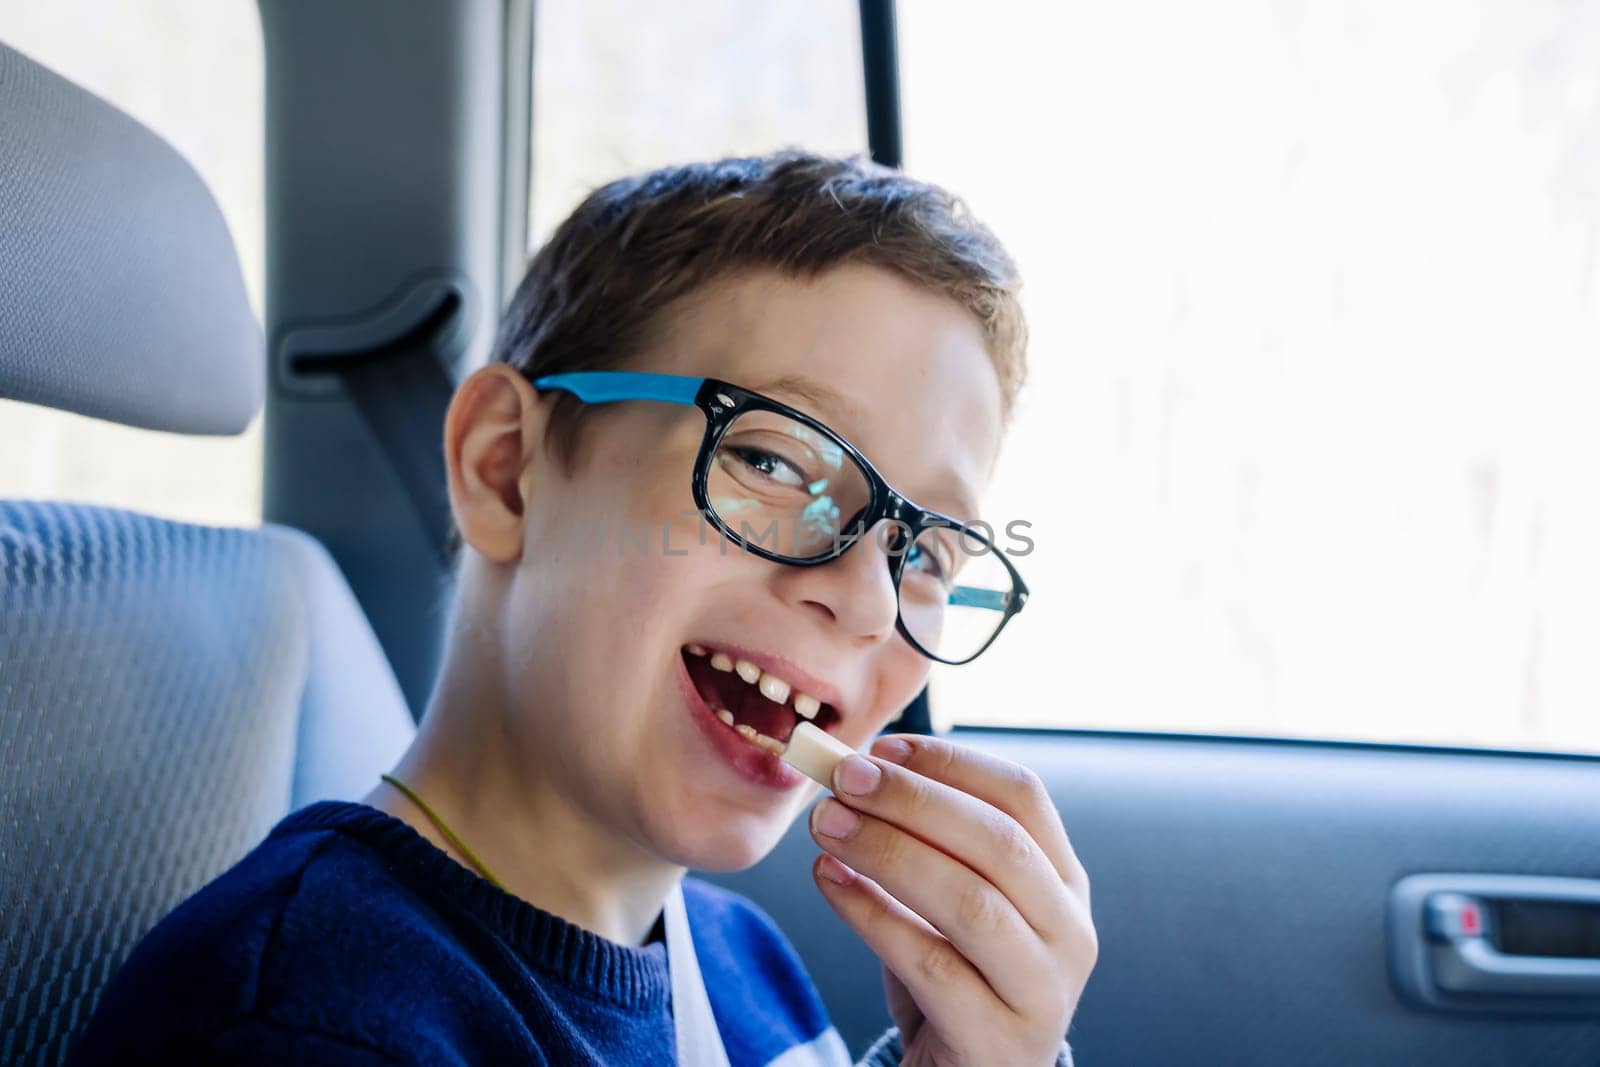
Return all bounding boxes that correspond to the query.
[0,500,413,1067]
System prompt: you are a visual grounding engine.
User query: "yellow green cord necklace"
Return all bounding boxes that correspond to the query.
[379,773,505,891]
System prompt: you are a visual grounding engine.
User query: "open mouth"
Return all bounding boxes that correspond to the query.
[681,644,843,755]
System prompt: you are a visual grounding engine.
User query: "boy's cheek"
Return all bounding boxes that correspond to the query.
[662,507,718,556]
[848,650,933,746]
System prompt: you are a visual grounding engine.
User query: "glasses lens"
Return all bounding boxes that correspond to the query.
[896,523,1017,663]
[706,408,872,560]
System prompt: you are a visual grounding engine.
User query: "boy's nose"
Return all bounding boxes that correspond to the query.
[769,521,903,644]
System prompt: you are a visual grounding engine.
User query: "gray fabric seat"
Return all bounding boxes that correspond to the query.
[0,42,415,1067]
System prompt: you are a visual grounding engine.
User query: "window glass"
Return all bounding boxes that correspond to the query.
[0,2,263,527]
[904,2,1600,754]
[530,0,867,247]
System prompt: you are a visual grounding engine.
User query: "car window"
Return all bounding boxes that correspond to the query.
[904,2,1600,755]
[0,1,264,527]
[529,0,867,247]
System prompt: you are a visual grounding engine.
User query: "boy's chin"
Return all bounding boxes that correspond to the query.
[655,809,800,875]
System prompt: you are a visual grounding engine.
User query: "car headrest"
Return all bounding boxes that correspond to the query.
[0,41,262,435]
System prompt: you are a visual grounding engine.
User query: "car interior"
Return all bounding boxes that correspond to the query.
[3,3,1599,1065]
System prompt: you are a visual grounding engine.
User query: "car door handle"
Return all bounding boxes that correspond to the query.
[1389,873,1600,1016]
[1426,892,1600,997]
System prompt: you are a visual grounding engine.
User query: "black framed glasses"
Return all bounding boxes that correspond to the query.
[532,371,1028,664]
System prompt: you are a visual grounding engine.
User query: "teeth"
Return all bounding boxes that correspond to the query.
[793,692,821,720]
[758,672,791,705]
[712,706,789,755]
[702,653,831,728]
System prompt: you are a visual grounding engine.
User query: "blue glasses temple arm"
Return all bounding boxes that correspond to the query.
[532,372,704,407]
[949,586,1012,611]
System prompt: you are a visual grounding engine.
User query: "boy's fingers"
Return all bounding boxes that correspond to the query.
[810,800,1051,1012]
[829,755,1072,943]
[810,853,1002,1030]
[870,735,1086,894]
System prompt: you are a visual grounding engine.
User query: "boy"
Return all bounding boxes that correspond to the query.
[70,152,1095,1065]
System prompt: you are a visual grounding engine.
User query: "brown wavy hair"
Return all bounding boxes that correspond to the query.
[451,150,1026,564]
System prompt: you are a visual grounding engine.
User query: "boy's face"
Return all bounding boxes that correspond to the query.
[460,263,1004,872]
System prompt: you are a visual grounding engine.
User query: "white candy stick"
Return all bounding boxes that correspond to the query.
[781,721,857,789]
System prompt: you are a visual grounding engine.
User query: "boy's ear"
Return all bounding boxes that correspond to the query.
[443,363,548,564]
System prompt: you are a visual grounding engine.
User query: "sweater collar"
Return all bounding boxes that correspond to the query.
[276,800,672,1010]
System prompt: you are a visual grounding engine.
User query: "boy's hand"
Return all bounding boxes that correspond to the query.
[808,735,1095,1067]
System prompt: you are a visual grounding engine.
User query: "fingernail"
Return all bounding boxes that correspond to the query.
[812,798,861,839]
[872,738,914,766]
[835,754,881,796]
[816,854,855,885]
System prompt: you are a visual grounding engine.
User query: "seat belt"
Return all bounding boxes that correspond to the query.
[665,884,733,1067]
[308,291,461,569]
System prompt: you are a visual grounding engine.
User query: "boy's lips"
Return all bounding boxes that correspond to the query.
[676,656,805,790]
[675,643,857,793]
[682,644,843,739]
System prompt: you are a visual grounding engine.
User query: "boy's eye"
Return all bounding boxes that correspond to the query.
[908,534,953,585]
[904,527,961,587]
[705,413,873,558]
[720,445,807,489]
[906,541,944,580]
[713,419,844,499]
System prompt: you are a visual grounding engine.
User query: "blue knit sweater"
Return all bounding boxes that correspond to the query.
[67,801,1073,1066]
